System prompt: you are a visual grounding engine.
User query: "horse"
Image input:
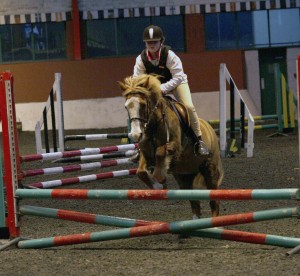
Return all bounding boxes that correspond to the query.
[119,74,224,219]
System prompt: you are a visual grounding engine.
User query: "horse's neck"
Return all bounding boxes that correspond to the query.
[145,98,166,133]
[150,98,166,122]
[148,98,178,138]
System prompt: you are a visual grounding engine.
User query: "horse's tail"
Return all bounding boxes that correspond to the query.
[192,173,206,189]
[198,118,224,188]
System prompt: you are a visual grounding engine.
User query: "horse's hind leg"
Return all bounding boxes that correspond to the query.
[173,173,201,219]
[199,160,220,217]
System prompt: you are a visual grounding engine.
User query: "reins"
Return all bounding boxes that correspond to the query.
[160,100,170,145]
[145,96,170,146]
[127,91,170,146]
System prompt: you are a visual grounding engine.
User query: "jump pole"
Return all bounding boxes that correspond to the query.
[24,168,137,189]
[20,205,300,249]
[20,143,138,162]
[64,133,132,142]
[15,188,300,200]
[22,158,133,177]
[209,114,278,125]
[53,150,136,163]
[17,206,300,249]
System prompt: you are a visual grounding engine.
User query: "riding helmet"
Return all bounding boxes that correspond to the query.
[143,25,165,42]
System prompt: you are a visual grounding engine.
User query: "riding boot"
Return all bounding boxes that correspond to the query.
[194,136,209,156]
[129,149,140,163]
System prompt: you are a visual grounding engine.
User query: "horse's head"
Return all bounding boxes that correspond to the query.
[119,74,162,142]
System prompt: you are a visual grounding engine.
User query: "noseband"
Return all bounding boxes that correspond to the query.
[126,93,153,127]
[126,91,170,144]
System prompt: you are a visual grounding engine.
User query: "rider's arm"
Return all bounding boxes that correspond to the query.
[133,55,146,77]
[160,50,188,94]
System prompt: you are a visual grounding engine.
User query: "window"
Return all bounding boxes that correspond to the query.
[117,18,148,55]
[0,22,66,63]
[269,9,300,46]
[0,25,12,62]
[237,12,254,48]
[47,23,66,59]
[205,9,300,50]
[86,18,148,57]
[252,11,269,47]
[205,13,236,50]
[152,16,184,51]
[86,15,185,58]
[86,19,117,57]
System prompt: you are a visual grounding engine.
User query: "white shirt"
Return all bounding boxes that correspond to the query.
[133,48,188,94]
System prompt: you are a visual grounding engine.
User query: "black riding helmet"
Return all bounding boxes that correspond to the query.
[143,25,165,43]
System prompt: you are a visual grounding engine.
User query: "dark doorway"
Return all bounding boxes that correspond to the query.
[259,48,286,115]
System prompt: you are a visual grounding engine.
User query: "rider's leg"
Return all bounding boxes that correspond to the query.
[173,83,209,155]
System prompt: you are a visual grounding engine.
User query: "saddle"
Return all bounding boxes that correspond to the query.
[163,95,191,132]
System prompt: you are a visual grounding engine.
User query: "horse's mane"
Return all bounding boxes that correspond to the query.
[119,74,162,102]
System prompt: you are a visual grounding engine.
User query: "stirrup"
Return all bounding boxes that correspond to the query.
[194,140,209,156]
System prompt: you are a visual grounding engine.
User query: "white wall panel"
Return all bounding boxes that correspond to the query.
[0,0,71,15]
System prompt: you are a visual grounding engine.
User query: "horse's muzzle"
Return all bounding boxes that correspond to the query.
[130,132,143,143]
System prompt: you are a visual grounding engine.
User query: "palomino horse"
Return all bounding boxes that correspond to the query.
[119,74,223,219]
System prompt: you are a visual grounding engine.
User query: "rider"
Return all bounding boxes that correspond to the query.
[133,25,209,156]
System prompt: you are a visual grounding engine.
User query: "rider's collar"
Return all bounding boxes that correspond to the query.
[147,47,161,61]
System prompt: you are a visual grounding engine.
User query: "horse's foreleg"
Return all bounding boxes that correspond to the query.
[137,154,163,190]
[152,141,180,185]
[152,145,168,185]
[152,144,176,185]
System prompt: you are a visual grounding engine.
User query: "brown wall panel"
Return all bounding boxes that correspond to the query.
[0,57,135,103]
[179,50,245,92]
[0,49,245,103]
[185,14,203,53]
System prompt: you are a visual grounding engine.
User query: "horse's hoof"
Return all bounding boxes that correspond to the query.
[192,214,200,220]
[153,177,166,185]
[153,182,164,190]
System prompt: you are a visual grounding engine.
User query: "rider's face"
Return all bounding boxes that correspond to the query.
[145,40,161,53]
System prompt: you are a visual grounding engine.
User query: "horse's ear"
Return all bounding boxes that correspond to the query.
[118,81,127,92]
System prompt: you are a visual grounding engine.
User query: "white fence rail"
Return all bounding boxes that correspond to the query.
[219,63,254,158]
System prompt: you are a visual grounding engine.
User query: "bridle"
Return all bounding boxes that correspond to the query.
[126,91,170,144]
[125,92,149,124]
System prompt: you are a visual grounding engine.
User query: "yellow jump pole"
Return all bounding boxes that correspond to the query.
[288,89,295,128]
[274,64,283,133]
[281,74,289,129]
